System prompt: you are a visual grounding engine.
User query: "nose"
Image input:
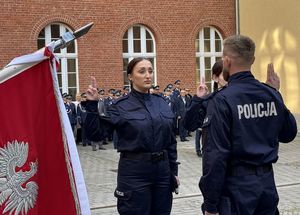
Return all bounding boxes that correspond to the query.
[145,70,151,78]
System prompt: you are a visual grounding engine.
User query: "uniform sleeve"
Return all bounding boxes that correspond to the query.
[76,105,82,125]
[85,100,117,142]
[167,130,178,175]
[184,95,206,131]
[279,105,298,143]
[199,95,231,214]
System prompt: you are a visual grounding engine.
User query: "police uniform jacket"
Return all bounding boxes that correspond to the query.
[200,71,297,213]
[65,102,77,126]
[183,93,214,132]
[85,88,178,175]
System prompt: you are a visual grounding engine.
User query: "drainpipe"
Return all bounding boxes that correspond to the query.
[235,0,240,34]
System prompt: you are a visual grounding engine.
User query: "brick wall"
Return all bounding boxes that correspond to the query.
[0,0,236,94]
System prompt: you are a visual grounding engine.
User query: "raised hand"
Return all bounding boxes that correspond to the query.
[197,76,208,97]
[266,63,280,90]
[86,76,100,101]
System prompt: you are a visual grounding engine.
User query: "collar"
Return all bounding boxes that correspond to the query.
[130,87,151,101]
[228,71,254,83]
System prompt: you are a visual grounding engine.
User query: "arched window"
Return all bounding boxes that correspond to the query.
[195,26,223,92]
[122,25,156,86]
[37,23,78,99]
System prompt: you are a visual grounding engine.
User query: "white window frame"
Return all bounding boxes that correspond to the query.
[196,27,223,91]
[123,25,157,86]
[40,23,78,96]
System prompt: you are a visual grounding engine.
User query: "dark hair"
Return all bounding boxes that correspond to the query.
[212,60,223,92]
[127,57,149,75]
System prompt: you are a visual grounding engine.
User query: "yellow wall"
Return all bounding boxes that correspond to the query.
[239,0,300,113]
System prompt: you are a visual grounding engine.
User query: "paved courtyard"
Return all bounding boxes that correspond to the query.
[78,130,300,215]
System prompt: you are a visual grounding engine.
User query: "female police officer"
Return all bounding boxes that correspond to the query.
[85,58,179,215]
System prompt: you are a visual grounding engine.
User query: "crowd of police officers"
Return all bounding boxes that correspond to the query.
[62,79,195,151]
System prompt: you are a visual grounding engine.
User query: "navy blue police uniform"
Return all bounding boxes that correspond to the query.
[184,92,217,156]
[65,99,77,131]
[85,88,178,215]
[199,71,297,215]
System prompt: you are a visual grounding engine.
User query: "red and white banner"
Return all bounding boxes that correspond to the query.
[0,45,90,215]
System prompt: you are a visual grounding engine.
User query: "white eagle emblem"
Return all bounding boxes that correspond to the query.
[0,141,38,215]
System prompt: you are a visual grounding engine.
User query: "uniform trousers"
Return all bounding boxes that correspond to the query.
[217,169,279,215]
[115,155,173,215]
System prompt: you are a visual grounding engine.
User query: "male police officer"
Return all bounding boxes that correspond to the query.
[199,35,297,215]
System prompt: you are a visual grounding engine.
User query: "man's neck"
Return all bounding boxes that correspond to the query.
[230,66,251,76]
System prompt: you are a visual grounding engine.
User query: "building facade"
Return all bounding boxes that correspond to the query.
[0,0,236,97]
[239,0,300,114]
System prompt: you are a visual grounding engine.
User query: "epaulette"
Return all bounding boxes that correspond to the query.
[112,94,129,104]
[262,82,277,91]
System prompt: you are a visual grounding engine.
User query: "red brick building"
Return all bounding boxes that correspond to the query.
[0,0,236,98]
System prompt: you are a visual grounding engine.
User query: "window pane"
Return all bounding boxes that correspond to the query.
[134,40,141,52]
[205,69,211,82]
[67,42,75,53]
[148,58,154,66]
[57,59,61,73]
[123,58,129,71]
[204,28,210,39]
[215,40,222,52]
[215,31,220,39]
[216,57,222,62]
[196,58,200,70]
[67,59,76,73]
[53,39,61,53]
[68,88,77,99]
[123,39,128,53]
[196,70,200,84]
[57,74,62,86]
[51,24,60,38]
[205,57,211,69]
[146,40,153,53]
[133,26,140,39]
[207,83,212,93]
[146,30,151,39]
[204,40,210,52]
[68,74,77,87]
[37,39,45,49]
[38,28,45,38]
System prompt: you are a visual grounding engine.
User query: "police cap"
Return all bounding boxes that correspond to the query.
[174,80,181,84]
[123,86,130,91]
[154,85,160,90]
[98,88,105,95]
[167,84,173,89]
[108,89,115,94]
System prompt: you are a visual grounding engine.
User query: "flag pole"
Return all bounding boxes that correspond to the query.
[0,22,94,84]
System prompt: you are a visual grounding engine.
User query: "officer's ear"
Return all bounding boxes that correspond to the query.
[223,56,231,67]
[128,74,132,82]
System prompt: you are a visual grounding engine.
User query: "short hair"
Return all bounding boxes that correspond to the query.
[223,35,255,65]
